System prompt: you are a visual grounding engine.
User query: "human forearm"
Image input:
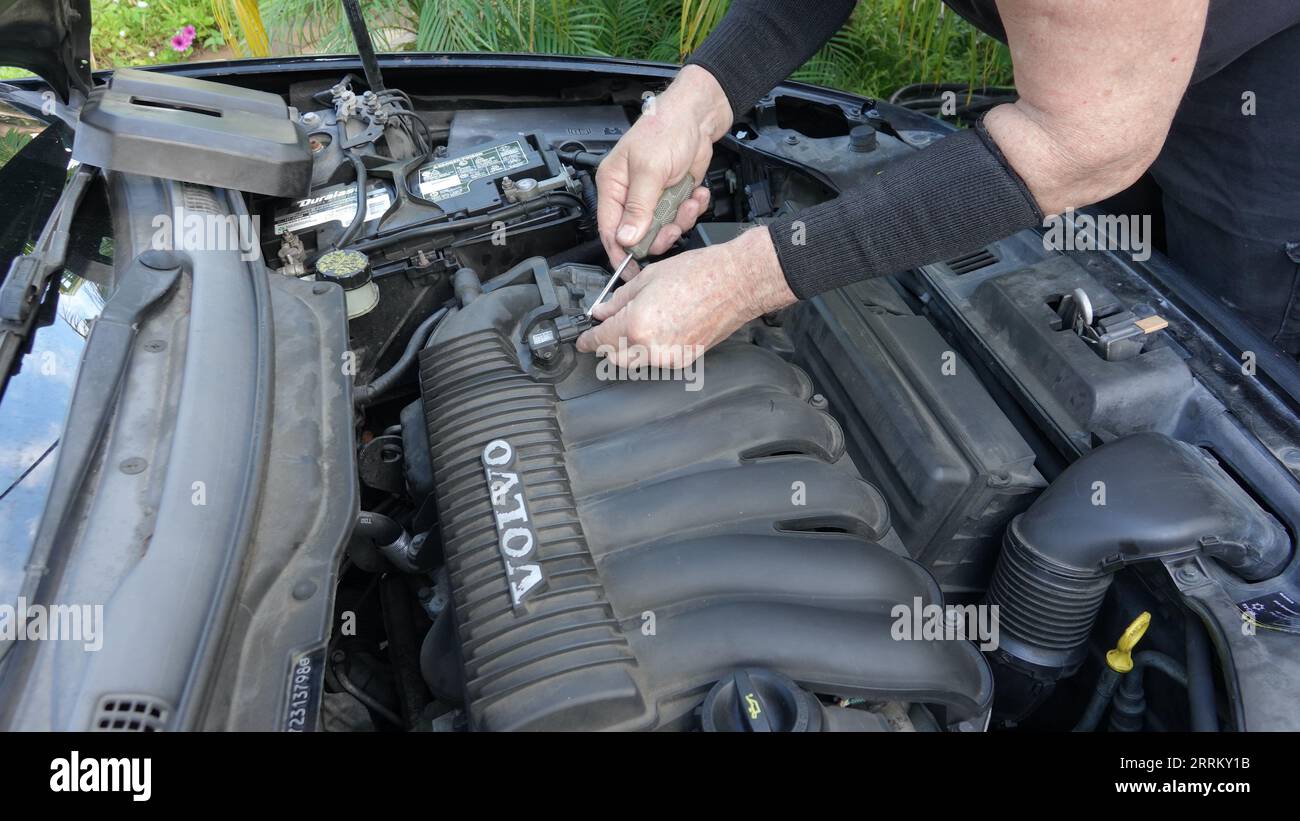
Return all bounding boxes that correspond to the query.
[983,0,1206,215]
[763,0,1207,298]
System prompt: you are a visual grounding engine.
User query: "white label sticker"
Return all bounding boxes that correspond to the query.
[274,181,392,235]
[416,141,530,202]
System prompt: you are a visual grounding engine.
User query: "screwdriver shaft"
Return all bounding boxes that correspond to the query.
[584,174,697,318]
[587,253,632,317]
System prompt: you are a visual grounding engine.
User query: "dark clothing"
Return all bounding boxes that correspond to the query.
[689,0,1045,299]
[689,1,1300,353]
[687,1,857,121]
[946,0,1300,352]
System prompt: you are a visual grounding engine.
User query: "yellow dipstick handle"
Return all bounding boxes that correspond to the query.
[1105,611,1152,673]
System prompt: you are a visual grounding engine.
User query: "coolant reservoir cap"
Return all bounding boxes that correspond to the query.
[701,668,822,732]
[316,248,372,290]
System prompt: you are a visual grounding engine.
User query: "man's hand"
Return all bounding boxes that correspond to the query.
[596,65,732,273]
[576,227,796,368]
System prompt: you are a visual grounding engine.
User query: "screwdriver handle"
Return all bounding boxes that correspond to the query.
[627,174,697,260]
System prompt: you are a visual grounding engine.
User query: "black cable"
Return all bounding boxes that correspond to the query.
[378,88,415,109]
[1072,667,1121,733]
[336,151,369,248]
[349,192,584,255]
[576,170,598,233]
[387,111,423,154]
[387,110,435,160]
[353,306,450,407]
[331,656,405,728]
[558,148,605,168]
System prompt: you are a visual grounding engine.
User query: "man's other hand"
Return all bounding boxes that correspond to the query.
[596,65,732,272]
[576,227,796,368]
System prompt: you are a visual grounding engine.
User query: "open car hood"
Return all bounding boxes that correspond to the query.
[0,0,91,101]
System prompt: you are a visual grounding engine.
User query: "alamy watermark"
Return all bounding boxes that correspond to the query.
[594,339,705,392]
[50,752,151,802]
[0,598,103,651]
[150,209,261,262]
[1043,208,1152,263]
[891,597,1000,652]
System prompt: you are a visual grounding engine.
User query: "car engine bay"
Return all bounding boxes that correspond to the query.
[4,53,1300,734]
[266,71,1002,731]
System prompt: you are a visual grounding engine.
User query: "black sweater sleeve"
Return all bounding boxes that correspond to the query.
[685,0,858,120]
[685,1,1044,299]
[768,120,1044,299]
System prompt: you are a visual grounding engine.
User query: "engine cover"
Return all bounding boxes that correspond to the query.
[418,263,993,731]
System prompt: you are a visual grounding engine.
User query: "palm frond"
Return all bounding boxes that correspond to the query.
[241,0,1012,97]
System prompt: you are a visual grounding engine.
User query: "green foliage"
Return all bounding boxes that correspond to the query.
[261,0,418,53]
[794,0,1012,95]
[0,128,34,168]
[89,0,225,68]
[192,0,1015,97]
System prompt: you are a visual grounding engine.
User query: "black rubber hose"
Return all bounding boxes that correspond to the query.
[331,657,405,729]
[985,433,1290,680]
[452,266,482,305]
[350,510,424,572]
[1130,651,1189,689]
[1108,651,1189,732]
[353,306,448,407]
[576,170,598,233]
[480,255,550,294]
[336,151,369,248]
[1072,667,1121,732]
[547,237,605,268]
[1185,613,1221,732]
[559,148,605,168]
[349,192,583,254]
[352,510,404,546]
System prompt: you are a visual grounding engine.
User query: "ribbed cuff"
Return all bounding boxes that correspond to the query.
[769,121,1044,299]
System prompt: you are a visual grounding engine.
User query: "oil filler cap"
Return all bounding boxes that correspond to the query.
[700,668,822,732]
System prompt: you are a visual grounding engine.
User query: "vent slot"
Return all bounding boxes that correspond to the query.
[129,97,223,117]
[92,694,171,732]
[945,248,999,275]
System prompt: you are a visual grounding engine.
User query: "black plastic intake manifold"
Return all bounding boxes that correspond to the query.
[414,259,995,731]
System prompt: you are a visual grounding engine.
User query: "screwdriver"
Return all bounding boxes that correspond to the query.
[586,174,697,317]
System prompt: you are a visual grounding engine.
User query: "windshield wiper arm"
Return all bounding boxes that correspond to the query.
[0,163,96,398]
[0,249,182,668]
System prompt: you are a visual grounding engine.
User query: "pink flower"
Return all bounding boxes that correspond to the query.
[169,25,195,52]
